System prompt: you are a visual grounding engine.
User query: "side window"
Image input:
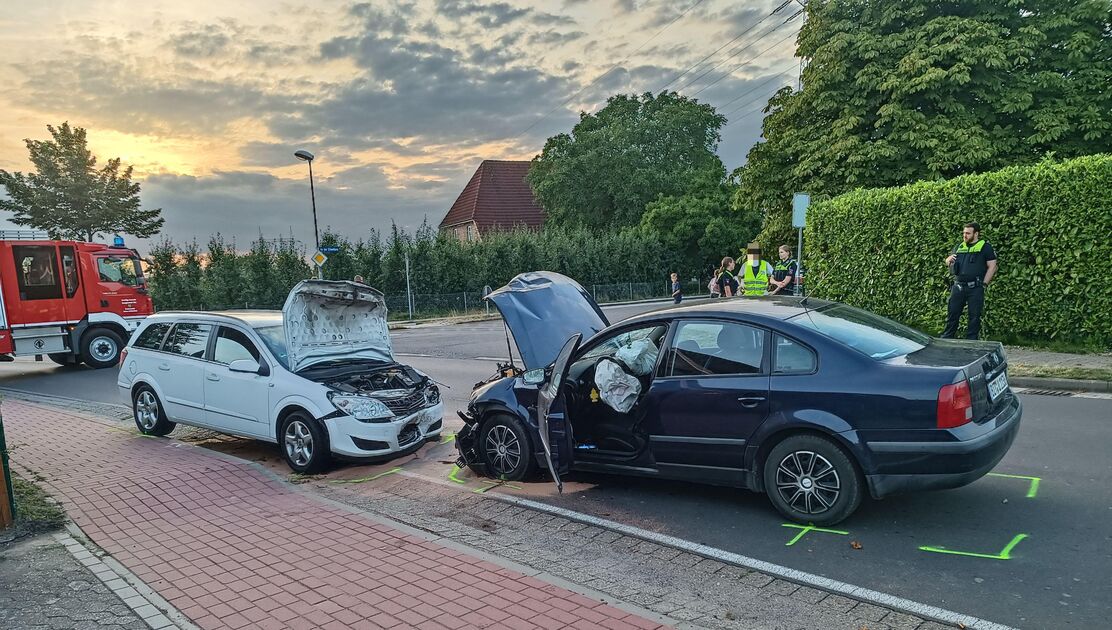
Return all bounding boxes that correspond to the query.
[773,334,817,374]
[97,256,140,286]
[12,245,62,300]
[213,327,260,365]
[59,246,79,297]
[133,323,171,350]
[163,323,212,359]
[667,321,766,377]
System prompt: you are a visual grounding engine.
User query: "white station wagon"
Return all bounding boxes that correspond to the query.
[117,280,444,472]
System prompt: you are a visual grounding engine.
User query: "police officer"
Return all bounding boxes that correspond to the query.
[942,222,997,340]
[769,245,798,295]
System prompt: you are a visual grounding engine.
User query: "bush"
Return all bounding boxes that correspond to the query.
[806,154,1112,347]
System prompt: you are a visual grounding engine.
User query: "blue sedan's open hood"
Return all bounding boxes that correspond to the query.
[486,272,610,370]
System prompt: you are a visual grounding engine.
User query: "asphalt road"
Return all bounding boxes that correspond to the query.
[2,300,1109,629]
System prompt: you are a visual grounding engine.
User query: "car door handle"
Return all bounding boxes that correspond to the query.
[206,373,220,382]
[737,396,766,407]
[158,363,170,371]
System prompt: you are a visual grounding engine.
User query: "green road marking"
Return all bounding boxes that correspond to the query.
[986,472,1041,498]
[329,467,402,485]
[448,465,468,484]
[920,533,1028,560]
[439,432,456,444]
[781,523,849,547]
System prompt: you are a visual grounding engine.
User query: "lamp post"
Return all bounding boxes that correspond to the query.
[294,149,322,279]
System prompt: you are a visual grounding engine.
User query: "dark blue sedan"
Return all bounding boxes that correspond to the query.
[455,272,1021,524]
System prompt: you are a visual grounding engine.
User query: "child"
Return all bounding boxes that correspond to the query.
[671,272,682,304]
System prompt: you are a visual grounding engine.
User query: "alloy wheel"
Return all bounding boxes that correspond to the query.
[135,391,158,430]
[284,420,314,467]
[775,450,841,515]
[484,425,521,476]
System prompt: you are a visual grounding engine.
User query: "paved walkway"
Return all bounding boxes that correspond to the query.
[3,400,666,630]
[1004,346,1112,370]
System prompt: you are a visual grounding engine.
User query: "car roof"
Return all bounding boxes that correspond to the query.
[620,295,836,326]
[145,310,283,328]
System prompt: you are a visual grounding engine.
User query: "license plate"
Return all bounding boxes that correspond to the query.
[988,372,1009,401]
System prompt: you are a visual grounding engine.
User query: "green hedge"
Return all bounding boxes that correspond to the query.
[806,154,1112,347]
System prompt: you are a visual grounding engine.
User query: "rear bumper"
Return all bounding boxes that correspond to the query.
[864,396,1022,499]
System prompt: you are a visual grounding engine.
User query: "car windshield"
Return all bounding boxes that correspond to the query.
[254,325,289,369]
[789,304,930,360]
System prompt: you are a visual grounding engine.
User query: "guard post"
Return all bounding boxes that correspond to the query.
[0,407,15,528]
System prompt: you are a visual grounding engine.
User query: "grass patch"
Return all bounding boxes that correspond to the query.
[1003,337,1111,354]
[1009,365,1112,382]
[11,475,66,532]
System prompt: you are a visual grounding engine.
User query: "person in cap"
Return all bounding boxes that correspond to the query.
[740,243,774,297]
[942,222,997,340]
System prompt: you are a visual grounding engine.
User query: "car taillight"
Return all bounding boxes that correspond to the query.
[119,348,128,366]
[937,380,973,429]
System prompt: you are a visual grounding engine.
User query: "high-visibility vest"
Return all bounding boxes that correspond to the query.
[742,261,769,296]
[956,239,985,254]
[773,258,797,276]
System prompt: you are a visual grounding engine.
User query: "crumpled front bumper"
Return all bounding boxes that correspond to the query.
[453,414,486,474]
[325,402,444,460]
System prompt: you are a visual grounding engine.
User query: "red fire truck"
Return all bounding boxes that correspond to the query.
[0,230,153,368]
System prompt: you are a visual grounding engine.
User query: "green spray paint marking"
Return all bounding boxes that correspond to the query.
[448,465,468,484]
[986,472,1041,498]
[439,432,456,444]
[919,533,1028,560]
[330,467,402,485]
[781,523,849,547]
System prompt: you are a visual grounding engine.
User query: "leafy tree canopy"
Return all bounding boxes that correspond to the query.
[0,122,164,241]
[529,91,727,229]
[735,0,1112,244]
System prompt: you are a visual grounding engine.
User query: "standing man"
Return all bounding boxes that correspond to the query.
[670,272,683,304]
[769,245,798,295]
[942,222,998,339]
[740,243,774,297]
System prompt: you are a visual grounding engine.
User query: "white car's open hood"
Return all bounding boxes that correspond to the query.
[282,280,393,372]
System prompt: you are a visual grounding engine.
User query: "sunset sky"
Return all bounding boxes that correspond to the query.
[0,0,801,250]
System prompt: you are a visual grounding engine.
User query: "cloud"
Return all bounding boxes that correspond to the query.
[434,0,530,27]
[170,24,231,58]
[528,30,586,46]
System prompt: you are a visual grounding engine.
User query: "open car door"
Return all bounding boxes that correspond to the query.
[536,333,581,493]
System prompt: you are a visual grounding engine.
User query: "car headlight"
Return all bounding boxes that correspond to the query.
[424,384,441,406]
[328,392,395,422]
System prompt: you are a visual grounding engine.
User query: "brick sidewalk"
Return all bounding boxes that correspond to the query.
[3,400,666,630]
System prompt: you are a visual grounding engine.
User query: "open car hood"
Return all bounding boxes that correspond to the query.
[282,280,393,372]
[486,271,610,370]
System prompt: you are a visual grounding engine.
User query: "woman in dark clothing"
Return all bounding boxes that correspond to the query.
[715,257,737,297]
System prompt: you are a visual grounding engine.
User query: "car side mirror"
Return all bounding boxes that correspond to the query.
[228,358,263,375]
[522,368,546,385]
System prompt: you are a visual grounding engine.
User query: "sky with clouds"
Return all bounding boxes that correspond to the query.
[0,0,802,251]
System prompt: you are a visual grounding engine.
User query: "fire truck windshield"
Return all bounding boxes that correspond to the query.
[97,256,142,286]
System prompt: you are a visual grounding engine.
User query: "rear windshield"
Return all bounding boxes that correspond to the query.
[255,325,289,369]
[789,304,929,360]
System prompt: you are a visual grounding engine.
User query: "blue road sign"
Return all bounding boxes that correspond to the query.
[320,246,341,254]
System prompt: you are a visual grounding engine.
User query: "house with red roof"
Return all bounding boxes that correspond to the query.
[438,160,545,242]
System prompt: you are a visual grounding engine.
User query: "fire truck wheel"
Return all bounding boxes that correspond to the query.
[82,328,124,369]
[132,385,175,436]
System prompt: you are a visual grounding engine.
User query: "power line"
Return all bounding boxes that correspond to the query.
[655,1,792,93]
[672,18,790,94]
[689,12,803,97]
[717,64,799,113]
[513,0,709,141]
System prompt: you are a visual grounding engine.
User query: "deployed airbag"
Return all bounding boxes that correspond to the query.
[614,338,659,376]
[595,358,641,413]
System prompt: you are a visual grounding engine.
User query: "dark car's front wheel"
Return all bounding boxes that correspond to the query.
[479,415,537,481]
[764,434,863,525]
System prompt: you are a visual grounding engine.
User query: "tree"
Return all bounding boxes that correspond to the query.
[0,122,164,241]
[735,0,1112,245]
[528,92,727,229]
[641,168,759,276]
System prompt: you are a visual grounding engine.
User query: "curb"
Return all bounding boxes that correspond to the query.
[1009,376,1112,393]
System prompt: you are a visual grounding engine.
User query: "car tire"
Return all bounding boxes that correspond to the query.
[478,414,537,481]
[763,434,863,526]
[279,412,332,474]
[132,386,175,437]
[81,328,124,369]
[48,353,78,367]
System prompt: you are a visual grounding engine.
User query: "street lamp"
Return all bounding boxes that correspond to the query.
[294,149,322,279]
